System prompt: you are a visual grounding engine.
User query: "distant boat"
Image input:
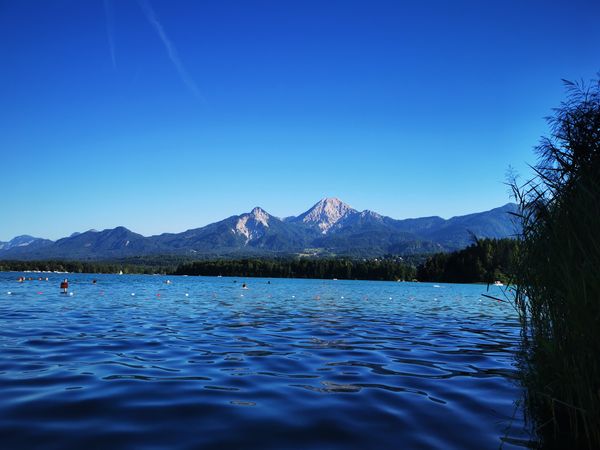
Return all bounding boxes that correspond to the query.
[493,281,503,286]
[118,270,123,275]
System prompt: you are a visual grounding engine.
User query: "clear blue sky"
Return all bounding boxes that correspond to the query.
[1,0,598,241]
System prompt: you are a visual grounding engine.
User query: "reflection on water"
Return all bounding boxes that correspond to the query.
[0,273,532,449]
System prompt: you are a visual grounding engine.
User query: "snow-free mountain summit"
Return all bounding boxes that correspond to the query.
[288,197,357,234]
[0,198,519,260]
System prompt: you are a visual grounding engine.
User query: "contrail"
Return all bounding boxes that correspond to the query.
[137,0,204,101]
[104,0,116,68]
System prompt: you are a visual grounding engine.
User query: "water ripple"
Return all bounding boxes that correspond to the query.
[0,274,532,449]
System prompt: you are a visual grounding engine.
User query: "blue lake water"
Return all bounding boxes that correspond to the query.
[0,272,532,449]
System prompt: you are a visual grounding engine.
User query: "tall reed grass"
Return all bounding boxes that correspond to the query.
[511,77,600,448]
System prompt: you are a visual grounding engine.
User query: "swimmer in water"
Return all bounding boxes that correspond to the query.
[60,278,69,294]
[242,283,248,289]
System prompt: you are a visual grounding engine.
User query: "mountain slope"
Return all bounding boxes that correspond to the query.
[0,235,53,252]
[0,234,53,257]
[4,227,159,259]
[0,200,520,260]
[288,198,357,234]
[419,203,520,249]
[151,207,308,256]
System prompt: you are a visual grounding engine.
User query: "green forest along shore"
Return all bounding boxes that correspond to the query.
[1,238,516,283]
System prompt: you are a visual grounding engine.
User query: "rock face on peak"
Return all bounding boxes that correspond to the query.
[291,197,357,234]
[234,207,273,243]
[249,207,271,227]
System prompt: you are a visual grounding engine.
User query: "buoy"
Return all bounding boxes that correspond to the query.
[131,293,135,296]
[341,296,344,299]
[185,293,189,297]
[7,291,11,295]
[69,292,74,296]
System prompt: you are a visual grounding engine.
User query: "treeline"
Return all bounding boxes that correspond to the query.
[2,244,520,283]
[0,257,417,281]
[416,238,518,283]
[0,259,172,275]
[174,257,416,281]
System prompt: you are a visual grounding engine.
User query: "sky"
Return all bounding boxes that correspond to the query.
[1,0,599,241]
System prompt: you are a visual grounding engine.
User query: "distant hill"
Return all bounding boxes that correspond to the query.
[0,198,520,260]
[417,203,520,249]
[0,235,53,253]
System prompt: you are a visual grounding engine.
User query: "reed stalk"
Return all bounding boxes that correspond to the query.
[510,76,600,448]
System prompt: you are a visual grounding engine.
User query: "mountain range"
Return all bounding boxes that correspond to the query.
[0,198,520,260]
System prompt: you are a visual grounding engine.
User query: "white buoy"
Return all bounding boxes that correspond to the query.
[292,295,295,298]
[7,291,11,295]
[389,297,392,300]
[69,292,74,296]
[341,296,344,299]
[185,293,189,297]
[131,293,135,296]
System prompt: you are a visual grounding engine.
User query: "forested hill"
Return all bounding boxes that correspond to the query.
[416,238,518,284]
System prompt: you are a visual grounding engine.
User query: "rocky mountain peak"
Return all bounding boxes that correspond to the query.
[298,197,357,234]
[234,207,271,244]
[250,207,270,226]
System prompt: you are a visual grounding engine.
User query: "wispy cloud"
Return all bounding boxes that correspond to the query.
[137,0,204,101]
[104,0,116,69]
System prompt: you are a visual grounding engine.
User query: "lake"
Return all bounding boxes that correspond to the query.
[0,272,532,449]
